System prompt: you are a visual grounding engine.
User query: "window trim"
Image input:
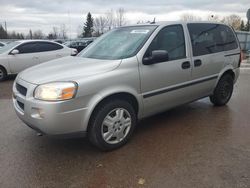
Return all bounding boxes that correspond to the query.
[143,24,187,62]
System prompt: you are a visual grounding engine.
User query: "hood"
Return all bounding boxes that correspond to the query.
[18,56,121,84]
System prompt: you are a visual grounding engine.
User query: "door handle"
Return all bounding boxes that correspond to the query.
[182,61,191,69]
[32,57,39,60]
[194,59,202,67]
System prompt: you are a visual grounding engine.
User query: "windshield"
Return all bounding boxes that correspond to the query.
[0,41,20,54]
[79,26,157,60]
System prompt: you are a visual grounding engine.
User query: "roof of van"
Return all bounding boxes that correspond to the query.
[126,21,227,27]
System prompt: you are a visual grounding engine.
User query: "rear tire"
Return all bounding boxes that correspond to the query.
[88,99,136,151]
[209,74,234,106]
[0,66,7,81]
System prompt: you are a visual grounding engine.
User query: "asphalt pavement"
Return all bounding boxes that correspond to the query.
[0,70,250,188]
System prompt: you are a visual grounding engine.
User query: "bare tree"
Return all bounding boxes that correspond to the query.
[221,14,241,30]
[47,27,59,39]
[92,8,127,35]
[115,8,126,27]
[94,16,108,35]
[106,9,115,30]
[180,13,202,21]
[77,25,83,38]
[52,27,59,38]
[33,30,44,39]
[105,8,127,29]
[60,24,68,39]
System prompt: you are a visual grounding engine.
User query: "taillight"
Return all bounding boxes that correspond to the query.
[238,50,243,67]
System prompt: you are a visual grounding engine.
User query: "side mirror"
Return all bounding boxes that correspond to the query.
[10,49,19,55]
[143,50,169,65]
[71,48,78,56]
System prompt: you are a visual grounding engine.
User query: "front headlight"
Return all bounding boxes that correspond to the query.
[34,82,77,101]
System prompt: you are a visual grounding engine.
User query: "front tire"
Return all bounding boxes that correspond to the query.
[0,67,7,81]
[210,74,234,106]
[88,99,136,151]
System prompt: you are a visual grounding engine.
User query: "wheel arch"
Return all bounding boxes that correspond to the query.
[221,69,235,80]
[0,65,8,80]
[210,68,235,106]
[0,64,7,74]
[84,91,142,133]
[216,66,236,86]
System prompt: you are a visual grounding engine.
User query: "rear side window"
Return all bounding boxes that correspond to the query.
[36,42,63,52]
[188,23,238,56]
[145,25,186,61]
[0,43,4,47]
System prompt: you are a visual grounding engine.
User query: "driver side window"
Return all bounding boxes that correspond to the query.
[16,43,37,54]
[145,25,186,61]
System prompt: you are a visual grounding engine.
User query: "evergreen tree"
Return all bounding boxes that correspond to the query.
[240,20,245,31]
[0,24,8,39]
[246,21,250,32]
[83,12,94,37]
[29,29,33,39]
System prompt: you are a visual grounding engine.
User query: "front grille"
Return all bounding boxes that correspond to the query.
[17,101,24,111]
[16,83,27,96]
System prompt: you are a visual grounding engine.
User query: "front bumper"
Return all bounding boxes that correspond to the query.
[13,78,88,136]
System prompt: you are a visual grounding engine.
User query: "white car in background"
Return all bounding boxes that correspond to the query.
[0,40,77,81]
[0,42,5,48]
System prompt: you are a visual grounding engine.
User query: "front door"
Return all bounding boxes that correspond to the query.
[8,42,40,73]
[139,24,193,117]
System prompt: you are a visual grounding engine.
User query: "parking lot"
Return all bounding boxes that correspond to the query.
[0,69,250,187]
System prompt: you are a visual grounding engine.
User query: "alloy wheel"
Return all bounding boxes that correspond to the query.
[101,108,132,144]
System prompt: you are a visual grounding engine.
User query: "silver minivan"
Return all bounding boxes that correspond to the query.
[13,21,241,150]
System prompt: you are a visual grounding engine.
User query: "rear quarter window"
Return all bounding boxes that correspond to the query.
[218,25,238,51]
[187,23,238,56]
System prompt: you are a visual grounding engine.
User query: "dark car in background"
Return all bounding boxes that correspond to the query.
[63,38,94,53]
[53,39,65,44]
[0,42,6,48]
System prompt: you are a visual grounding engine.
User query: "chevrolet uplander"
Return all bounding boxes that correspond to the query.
[13,22,241,150]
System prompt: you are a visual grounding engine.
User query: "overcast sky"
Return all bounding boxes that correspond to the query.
[0,0,249,37]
